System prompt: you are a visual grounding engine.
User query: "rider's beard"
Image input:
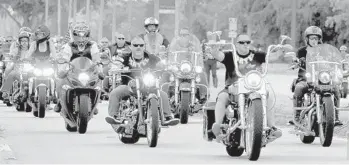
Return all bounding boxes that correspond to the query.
[132,50,144,60]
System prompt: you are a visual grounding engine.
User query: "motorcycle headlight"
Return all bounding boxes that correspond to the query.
[143,73,156,87]
[78,73,90,86]
[0,61,4,67]
[33,68,42,76]
[319,72,331,84]
[169,65,179,72]
[43,68,54,76]
[195,66,203,73]
[180,63,192,73]
[244,72,262,89]
[23,63,34,71]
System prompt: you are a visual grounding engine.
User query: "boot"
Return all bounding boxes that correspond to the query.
[289,97,302,125]
[163,116,179,126]
[54,101,61,113]
[335,110,343,126]
[334,97,343,126]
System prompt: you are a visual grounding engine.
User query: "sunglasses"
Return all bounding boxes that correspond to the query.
[309,37,319,40]
[132,44,144,47]
[101,42,108,44]
[238,41,251,45]
[117,38,125,40]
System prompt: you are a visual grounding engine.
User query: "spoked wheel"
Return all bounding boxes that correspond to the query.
[318,96,334,147]
[146,98,160,147]
[245,99,263,161]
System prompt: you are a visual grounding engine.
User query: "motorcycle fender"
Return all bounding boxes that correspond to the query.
[179,82,191,91]
[37,83,47,88]
[248,92,262,101]
[147,93,158,101]
[322,92,332,97]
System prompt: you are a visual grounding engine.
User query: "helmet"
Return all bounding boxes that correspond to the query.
[19,27,32,34]
[35,25,50,43]
[304,26,322,39]
[340,45,347,51]
[144,17,159,33]
[72,22,90,37]
[18,31,30,40]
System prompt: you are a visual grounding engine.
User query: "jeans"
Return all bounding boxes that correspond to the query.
[0,68,19,95]
[102,64,110,92]
[213,85,276,128]
[204,59,217,87]
[108,85,173,118]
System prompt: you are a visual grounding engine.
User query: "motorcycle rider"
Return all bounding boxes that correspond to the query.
[139,17,170,55]
[105,36,179,129]
[108,33,131,57]
[166,27,209,106]
[0,31,31,103]
[26,25,56,59]
[289,26,343,126]
[210,33,287,139]
[54,21,102,114]
[98,37,111,56]
[203,31,219,88]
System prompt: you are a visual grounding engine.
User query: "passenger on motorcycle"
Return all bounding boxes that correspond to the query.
[210,33,286,139]
[139,17,170,55]
[166,27,209,105]
[10,27,32,53]
[105,36,179,127]
[2,36,15,54]
[25,25,56,60]
[98,37,111,56]
[0,32,31,103]
[54,22,102,114]
[289,26,343,126]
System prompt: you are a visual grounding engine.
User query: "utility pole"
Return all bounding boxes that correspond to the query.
[98,0,105,41]
[127,0,132,40]
[68,0,72,23]
[291,0,297,47]
[112,2,116,43]
[187,0,193,31]
[73,0,77,24]
[45,0,48,26]
[175,0,180,37]
[86,0,90,25]
[154,0,159,20]
[57,0,61,36]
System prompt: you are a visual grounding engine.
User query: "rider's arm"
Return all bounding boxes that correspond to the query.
[24,41,37,60]
[48,39,57,59]
[60,43,72,61]
[161,34,170,48]
[9,42,19,59]
[90,43,101,64]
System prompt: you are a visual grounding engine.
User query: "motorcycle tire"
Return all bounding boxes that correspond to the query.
[342,82,348,98]
[120,130,140,144]
[76,94,90,134]
[37,86,47,118]
[146,98,160,147]
[245,98,263,161]
[179,91,190,124]
[318,96,334,147]
[300,135,315,144]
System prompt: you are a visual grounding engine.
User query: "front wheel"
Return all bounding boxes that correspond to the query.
[245,99,263,161]
[37,86,47,118]
[179,91,190,124]
[318,96,334,147]
[76,94,91,134]
[146,98,160,147]
[342,82,348,98]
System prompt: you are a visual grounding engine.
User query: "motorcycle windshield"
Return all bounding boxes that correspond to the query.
[168,51,199,66]
[70,57,94,73]
[305,44,343,73]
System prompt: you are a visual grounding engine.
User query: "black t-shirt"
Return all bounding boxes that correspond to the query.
[221,50,266,86]
[120,52,160,85]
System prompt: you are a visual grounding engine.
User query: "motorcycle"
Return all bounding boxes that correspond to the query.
[11,61,34,112]
[163,51,208,124]
[202,38,288,161]
[57,57,102,134]
[0,53,5,100]
[27,58,56,118]
[340,60,349,98]
[101,55,125,100]
[287,44,347,147]
[107,66,167,147]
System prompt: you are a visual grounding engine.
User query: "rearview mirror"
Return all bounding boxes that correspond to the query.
[280,35,291,45]
[285,52,296,58]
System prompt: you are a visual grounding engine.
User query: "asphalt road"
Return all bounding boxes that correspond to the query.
[0,69,349,164]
